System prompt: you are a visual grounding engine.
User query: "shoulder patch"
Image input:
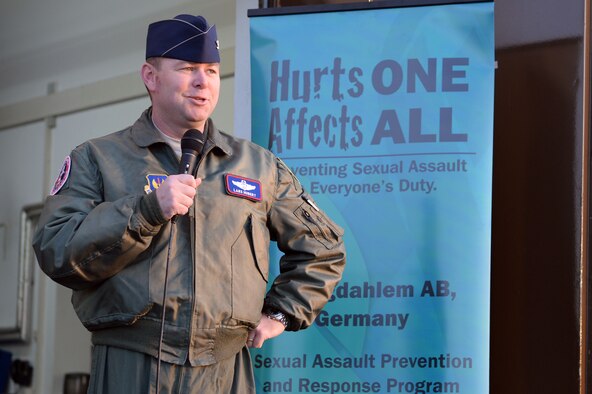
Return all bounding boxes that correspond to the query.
[144,174,168,194]
[50,156,71,195]
[225,174,262,202]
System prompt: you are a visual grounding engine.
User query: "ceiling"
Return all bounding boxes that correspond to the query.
[0,0,237,99]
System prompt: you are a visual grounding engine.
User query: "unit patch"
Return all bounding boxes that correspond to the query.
[144,174,168,194]
[50,156,71,195]
[225,174,262,201]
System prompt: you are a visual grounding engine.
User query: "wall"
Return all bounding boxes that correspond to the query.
[0,1,238,393]
[491,0,588,393]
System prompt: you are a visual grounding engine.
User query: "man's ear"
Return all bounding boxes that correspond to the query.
[141,62,157,92]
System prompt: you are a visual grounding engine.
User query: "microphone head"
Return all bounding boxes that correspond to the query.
[181,129,205,153]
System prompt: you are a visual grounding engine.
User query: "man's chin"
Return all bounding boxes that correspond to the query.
[183,117,208,131]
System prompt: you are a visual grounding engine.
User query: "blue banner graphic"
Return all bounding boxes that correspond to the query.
[250,2,494,393]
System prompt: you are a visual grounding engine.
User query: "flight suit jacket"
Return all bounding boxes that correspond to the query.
[33,108,346,366]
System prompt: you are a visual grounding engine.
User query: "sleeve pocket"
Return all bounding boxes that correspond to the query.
[294,196,344,250]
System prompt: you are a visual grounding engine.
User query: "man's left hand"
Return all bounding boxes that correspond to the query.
[247,314,286,348]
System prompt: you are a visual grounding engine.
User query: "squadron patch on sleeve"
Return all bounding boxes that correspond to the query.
[144,174,168,194]
[225,174,262,202]
[50,156,71,195]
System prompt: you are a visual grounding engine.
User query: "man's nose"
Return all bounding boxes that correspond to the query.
[192,70,208,87]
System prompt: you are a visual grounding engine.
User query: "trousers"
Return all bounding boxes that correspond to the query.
[87,345,256,393]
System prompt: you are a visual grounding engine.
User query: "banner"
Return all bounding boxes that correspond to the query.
[249,1,494,393]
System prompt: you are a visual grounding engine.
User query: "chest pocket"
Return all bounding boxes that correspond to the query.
[230,214,270,323]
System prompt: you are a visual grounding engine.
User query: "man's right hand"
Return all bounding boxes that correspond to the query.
[155,174,202,220]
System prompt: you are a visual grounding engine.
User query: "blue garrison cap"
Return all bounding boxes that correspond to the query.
[146,14,220,63]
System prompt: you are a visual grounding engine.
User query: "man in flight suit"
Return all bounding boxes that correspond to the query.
[33,13,346,393]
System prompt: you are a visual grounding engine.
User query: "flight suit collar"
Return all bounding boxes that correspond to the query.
[130,107,232,157]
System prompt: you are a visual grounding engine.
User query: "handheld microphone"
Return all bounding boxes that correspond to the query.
[179,129,205,176]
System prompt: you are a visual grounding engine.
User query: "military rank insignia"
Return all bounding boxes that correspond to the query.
[144,174,168,194]
[225,174,262,202]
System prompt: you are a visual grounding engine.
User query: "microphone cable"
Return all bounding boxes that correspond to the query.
[156,218,176,394]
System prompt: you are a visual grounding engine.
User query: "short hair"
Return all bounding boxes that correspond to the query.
[146,57,162,70]
[143,58,162,100]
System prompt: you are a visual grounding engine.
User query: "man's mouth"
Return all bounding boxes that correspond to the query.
[186,96,207,105]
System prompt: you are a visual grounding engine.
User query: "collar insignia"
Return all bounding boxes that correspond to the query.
[144,174,168,194]
[225,174,262,202]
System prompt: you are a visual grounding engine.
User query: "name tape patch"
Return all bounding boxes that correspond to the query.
[225,174,262,201]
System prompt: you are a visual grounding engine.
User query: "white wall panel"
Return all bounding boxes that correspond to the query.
[0,121,46,394]
[0,122,46,330]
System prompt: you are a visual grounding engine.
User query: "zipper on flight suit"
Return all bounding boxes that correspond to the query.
[187,141,212,362]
